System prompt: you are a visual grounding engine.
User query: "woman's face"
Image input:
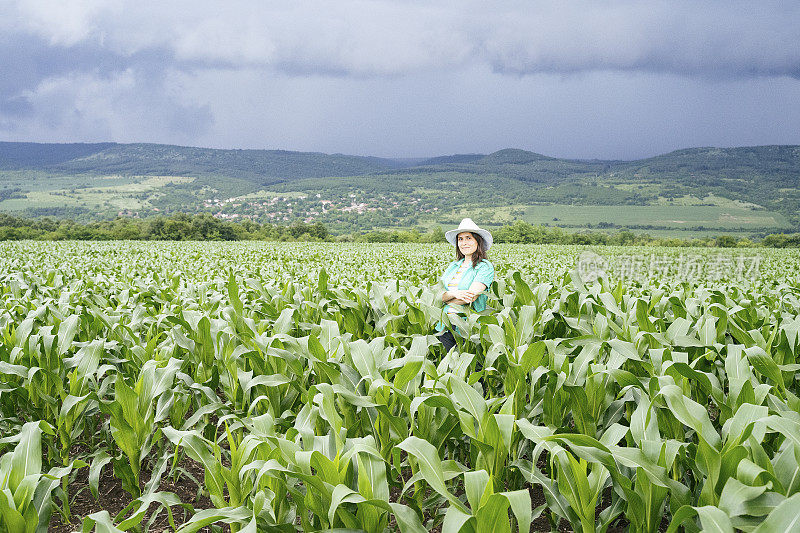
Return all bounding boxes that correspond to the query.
[457,232,478,256]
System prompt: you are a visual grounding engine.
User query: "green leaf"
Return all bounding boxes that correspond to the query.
[448,375,487,426]
[763,416,800,450]
[752,493,800,533]
[511,272,534,306]
[658,384,721,449]
[746,346,785,393]
[396,437,467,512]
[175,506,253,533]
[349,339,378,381]
[81,510,125,533]
[57,314,81,356]
[501,489,532,533]
[116,491,184,530]
[227,270,243,314]
[666,505,733,533]
[273,308,295,335]
[717,478,768,517]
[464,470,491,512]
[475,493,511,533]
[318,267,329,295]
[443,505,474,533]
[88,451,112,500]
[0,489,26,532]
[10,422,42,494]
[389,503,427,533]
[328,484,366,527]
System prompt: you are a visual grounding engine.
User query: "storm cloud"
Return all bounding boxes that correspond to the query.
[1,0,799,157]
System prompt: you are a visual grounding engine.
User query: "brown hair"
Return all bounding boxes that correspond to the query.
[455,232,487,269]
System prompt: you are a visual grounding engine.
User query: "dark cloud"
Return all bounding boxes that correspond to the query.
[4,1,799,84]
[0,29,187,132]
[0,1,798,157]
[1,64,213,145]
[483,3,800,80]
[0,30,181,94]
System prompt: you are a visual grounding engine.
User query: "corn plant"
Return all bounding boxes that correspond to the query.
[1,241,800,531]
[0,422,82,533]
[101,358,180,497]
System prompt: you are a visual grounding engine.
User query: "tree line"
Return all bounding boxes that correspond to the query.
[0,213,798,247]
[350,222,800,247]
[0,213,329,241]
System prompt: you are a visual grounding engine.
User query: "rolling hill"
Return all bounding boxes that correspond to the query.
[1,141,798,236]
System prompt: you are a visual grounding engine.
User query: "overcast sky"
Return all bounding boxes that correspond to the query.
[1,0,799,159]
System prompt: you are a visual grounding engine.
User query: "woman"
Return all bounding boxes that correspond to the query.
[437,218,495,352]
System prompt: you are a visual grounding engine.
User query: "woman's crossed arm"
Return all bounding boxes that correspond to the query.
[442,282,487,305]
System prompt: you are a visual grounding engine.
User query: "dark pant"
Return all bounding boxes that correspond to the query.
[438,330,457,353]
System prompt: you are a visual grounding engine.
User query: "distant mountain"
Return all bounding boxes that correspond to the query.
[477,148,554,165]
[609,145,800,197]
[0,141,798,233]
[0,142,116,168]
[417,154,486,166]
[0,142,410,185]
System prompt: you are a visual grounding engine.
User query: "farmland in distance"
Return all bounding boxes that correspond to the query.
[1,241,800,532]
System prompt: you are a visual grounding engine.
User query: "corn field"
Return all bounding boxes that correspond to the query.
[1,241,800,533]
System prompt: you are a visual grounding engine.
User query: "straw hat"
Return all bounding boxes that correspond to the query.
[445,218,493,251]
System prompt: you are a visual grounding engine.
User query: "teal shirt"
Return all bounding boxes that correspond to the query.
[440,258,495,314]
